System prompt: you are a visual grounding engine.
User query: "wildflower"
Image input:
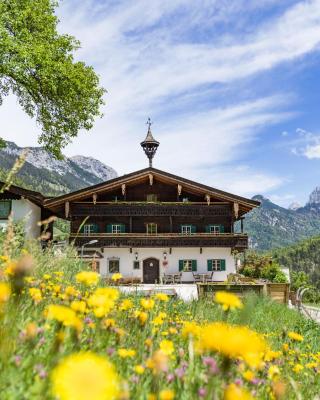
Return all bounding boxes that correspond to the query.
[134,365,145,375]
[141,298,155,310]
[51,352,119,400]
[152,312,167,326]
[46,305,83,332]
[119,299,133,311]
[243,370,255,382]
[199,322,267,369]
[159,389,175,400]
[29,288,42,303]
[203,357,219,374]
[76,271,99,286]
[134,310,148,325]
[159,340,174,356]
[65,286,78,297]
[224,383,253,400]
[25,322,38,340]
[117,348,136,358]
[215,291,243,311]
[88,288,119,318]
[71,300,87,314]
[268,365,280,380]
[288,332,304,342]
[182,321,201,338]
[111,273,122,282]
[292,364,304,373]
[0,282,11,304]
[103,318,116,329]
[155,293,169,302]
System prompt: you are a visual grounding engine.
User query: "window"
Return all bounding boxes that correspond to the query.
[133,261,140,269]
[112,224,122,234]
[0,201,11,219]
[182,197,189,203]
[207,259,226,271]
[146,194,158,202]
[181,225,196,234]
[181,225,192,235]
[109,259,120,273]
[210,225,221,234]
[146,223,157,234]
[179,259,197,272]
[83,224,96,235]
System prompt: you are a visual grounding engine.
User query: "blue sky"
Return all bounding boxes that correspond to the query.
[1,0,320,207]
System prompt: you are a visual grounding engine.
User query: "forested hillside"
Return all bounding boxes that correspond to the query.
[272,236,320,288]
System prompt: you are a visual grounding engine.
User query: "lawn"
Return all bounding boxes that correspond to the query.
[0,243,319,399]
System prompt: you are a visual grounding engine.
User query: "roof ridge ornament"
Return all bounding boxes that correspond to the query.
[140,118,159,167]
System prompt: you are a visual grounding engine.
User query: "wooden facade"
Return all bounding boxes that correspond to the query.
[44,167,259,253]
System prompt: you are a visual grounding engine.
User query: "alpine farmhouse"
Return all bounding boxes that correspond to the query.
[43,123,259,283]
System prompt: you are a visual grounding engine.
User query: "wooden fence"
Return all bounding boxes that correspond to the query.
[197,283,290,304]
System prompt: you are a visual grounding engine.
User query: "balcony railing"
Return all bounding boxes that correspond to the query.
[70,232,248,250]
[70,202,232,217]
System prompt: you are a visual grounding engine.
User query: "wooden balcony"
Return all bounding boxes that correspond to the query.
[70,202,232,217]
[70,232,248,251]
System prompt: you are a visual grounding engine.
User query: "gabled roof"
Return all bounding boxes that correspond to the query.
[44,167,260,210]
[0,181,45,207]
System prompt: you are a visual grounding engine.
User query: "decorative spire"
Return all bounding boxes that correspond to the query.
[140,118,159,167]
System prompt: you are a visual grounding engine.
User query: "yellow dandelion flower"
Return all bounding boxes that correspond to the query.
[0,282,11,303]
[292,364,304,373]
[215,291,243,311]
[119,299,133,311]
[103,318,115,328]
[146,350,169,374]
[76,271,99,286]
[268,365,280,380]
[199,322,267,369]
[51,352,119,400]
[155,293,169,302]
[182,321,201,338]
[88,288,119,318]
[224,383,253,400]
[117,348,136,358]
[134,310,148,325]
[71,300,87,314]
[134,365,145,375]
[111,273,122,281]
[46,305,83,332]
[159,340,174,356]
[288,332,303,342]
[242,370,255,382]
[159,389,175,400]
[141,298,155,310]
[29,287,42,303]
[65,286,78,297]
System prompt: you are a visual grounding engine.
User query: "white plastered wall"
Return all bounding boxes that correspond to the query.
[96,247,236,282]
[11,199,41,239]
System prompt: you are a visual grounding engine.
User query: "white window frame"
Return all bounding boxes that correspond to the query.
[146,223,157,235]
[83,224,95,235]
[108,258,120,273]
[211,259,222,271]
[183,260,193,272]
[181,225,192,235]
[112,224,122,234]
[210,225,221,234]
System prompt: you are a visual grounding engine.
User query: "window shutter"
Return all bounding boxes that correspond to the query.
[220,259,226,271]
[191,225,196,234]
[207,259,213,271]
[120,224,126,233]
[180,225,183,233]
[179,260,184,271]
[93,224,99,233]
[192,260,197,271]
[220,225,224,233]
[205,225,210,233]
[106,224,112,233]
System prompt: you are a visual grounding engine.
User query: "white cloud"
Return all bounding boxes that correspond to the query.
[289,128,320,159]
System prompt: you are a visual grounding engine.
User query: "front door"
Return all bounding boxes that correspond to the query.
[143,258,160,283]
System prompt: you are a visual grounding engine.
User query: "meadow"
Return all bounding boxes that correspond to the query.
[0,240,320,399]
